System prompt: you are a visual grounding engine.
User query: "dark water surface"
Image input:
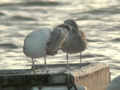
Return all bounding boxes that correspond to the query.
[0,0,120,78]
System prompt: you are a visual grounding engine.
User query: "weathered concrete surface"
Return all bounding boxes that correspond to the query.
[0,63,110,90]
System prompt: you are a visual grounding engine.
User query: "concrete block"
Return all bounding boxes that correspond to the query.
[73,63,110,90]
[0,63,110,90]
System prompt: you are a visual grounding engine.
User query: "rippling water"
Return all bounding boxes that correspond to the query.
[0,0,120,79]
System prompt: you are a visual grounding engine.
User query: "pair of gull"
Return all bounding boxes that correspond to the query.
[23,19,87,72]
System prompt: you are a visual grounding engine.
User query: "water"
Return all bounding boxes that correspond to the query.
[0,0,120,79]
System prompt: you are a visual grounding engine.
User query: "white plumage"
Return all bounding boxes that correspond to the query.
[23,28,51,58]
[23,28,51,72]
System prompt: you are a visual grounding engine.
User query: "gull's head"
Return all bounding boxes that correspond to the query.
[64,19,78,32]
[64,19,76,25]
[57,24,72,31]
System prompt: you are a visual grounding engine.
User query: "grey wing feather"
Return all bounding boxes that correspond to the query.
[51,27,67,48]
[47,26,68,52]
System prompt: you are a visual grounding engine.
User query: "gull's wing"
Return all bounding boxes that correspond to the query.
[47,25,69,55]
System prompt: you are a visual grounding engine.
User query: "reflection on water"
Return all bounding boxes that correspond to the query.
[0,0,120,78]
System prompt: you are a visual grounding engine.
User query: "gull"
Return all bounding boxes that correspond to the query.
[23,28,57,73]
[61,19,87,68]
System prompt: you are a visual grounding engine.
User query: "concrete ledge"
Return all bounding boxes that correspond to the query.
[72,63,110,90]
[0,63,110,90]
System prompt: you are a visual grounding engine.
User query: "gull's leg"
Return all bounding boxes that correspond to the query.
[44,55,48,73]
[31,58,36,74]
[44,55,46,65]
[66,52,70,70]
[80,53,82,63]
